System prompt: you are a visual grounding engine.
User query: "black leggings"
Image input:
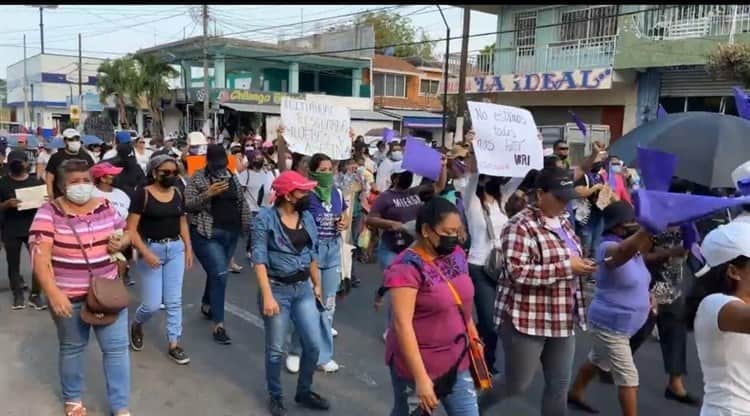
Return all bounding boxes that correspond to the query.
[630,298,687,376]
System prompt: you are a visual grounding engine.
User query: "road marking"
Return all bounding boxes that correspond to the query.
[225,301,265,329]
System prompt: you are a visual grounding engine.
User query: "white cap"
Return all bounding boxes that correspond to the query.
[187,131,207,146]
[732,160,750,187]
[62,128,80,139]
[699,222,750,275]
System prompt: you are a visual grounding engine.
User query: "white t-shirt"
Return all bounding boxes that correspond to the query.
[694,293,750,416]
[92,187,131,221]
[134,149,153,173]
[103,148,118,160]
[236,169,275,212]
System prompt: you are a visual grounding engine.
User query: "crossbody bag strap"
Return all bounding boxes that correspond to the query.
[481,203,496,243]
[52,199,94,281]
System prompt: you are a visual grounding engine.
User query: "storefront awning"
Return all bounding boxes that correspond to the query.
[378,109,443,128]
[221,102,280,115]
[351,110,398,121]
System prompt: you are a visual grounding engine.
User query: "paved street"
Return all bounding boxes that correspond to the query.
[0,240,704,415]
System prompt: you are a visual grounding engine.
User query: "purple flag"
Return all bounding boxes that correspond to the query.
[733,86,750,120]
[382,128,396,143]
[403,138,442,181]
[656,104,668,120]
[637,146,677,192]
[634,189,750,233]
[568,110,587,137]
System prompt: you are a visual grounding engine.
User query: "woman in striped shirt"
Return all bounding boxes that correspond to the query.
[30,159,133,416]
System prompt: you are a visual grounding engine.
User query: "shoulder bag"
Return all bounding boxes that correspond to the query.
[411,247,493,393]
[54,200,129,326]
[480,204,503,283]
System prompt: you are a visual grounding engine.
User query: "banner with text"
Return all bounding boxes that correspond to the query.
[443,68,613,94]
[467,101,543,177]
[281,97,352,160]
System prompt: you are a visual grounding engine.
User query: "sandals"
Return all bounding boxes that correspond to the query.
[64,402,87,416]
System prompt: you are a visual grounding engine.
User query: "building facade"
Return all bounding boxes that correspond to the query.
[6,53,107,130]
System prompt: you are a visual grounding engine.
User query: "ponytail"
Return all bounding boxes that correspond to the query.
[685,255,750,331]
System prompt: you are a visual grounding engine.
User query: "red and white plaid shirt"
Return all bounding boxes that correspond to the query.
[494,206,587,337]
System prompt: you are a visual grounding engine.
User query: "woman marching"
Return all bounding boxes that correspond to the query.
[127,155,193,364]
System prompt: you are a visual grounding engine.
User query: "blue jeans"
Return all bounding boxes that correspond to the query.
[290,238,340,365]
[377,241,399,270]
[192,226,240,325]
[134,239,186,343]
[582,210,604,257]
[53,303,130,414]
[390,366,479,416]
[259,280,323,399]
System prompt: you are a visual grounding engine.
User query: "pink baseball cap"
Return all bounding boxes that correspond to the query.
[270,171,317,202]
[90,162,124,179]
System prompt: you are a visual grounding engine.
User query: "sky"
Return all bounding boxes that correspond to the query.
[0,4,498,79]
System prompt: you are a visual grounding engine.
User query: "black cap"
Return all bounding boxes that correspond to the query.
[534,167,579,202]
[7,150,27,163]
[603,200,636,232]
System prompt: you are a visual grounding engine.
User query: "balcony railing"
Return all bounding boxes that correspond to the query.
[637,5,750,40]
[446,51,495,76]
[544,35,617,72]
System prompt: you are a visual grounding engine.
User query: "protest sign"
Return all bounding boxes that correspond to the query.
[466,101,543,177]
[403,138,442,181]
[281,97,352,160]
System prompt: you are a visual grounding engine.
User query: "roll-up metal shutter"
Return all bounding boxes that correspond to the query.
[659,68,738,97]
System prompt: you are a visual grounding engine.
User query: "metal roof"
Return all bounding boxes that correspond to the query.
[351,110,399,121]
[220,102,280,115]
[378,109,442,119]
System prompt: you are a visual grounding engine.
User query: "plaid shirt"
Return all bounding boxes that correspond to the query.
[494,206,587,337]
[185,168,251,239]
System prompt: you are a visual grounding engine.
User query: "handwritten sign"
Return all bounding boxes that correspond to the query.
[467,101,543,177]
[281,97,352,160]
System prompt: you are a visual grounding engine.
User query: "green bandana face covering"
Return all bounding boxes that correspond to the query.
[310,171,334,203]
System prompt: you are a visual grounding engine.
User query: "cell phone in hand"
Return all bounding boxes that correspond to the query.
[315,296,326,313]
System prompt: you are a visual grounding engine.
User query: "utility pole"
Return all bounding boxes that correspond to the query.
[78,33,83,129]
[456,7,471,144]
[202,4,210,134]
[23,35,29,129]
[39,7,45,54]
[437,5,450,148]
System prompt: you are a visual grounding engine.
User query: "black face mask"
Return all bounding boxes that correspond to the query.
[293,195,310,211]
[591,162,604,173]
[158,175,177,188]
[251,160,264,170]
[431,229,459,256]
[8,160,25,175]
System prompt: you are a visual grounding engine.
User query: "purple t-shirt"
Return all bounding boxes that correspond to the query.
[383,247,474,380]
[306,189,347,240]
[587,235,651,335]
[371,188,421,251]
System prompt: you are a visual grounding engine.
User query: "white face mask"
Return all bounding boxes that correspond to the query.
[390,151,403,161]
[66,183,94,205]
[66,140,81,153]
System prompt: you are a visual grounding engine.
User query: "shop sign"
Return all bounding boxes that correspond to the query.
[444,68,613,94]
[189,88,300,105]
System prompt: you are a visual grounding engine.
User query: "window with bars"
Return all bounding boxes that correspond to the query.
[420,79,440,95]
[373,73,406,97]
[559,5,618,41]
[514,11,537,47]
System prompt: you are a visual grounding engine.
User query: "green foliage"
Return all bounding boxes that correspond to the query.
[480,43,495,55]
[707,43,750,88]
[96,57,138,128]
[355,11,435,59]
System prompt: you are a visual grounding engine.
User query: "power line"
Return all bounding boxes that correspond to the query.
[175,6,670,63]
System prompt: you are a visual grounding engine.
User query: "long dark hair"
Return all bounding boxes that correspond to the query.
[685,255,750,330]
[416,196,460,238]
[477,174,509,214]
[309,153,332,172]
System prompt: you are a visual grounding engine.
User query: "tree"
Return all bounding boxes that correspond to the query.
[707,43,750,88]
[131,54,178,142]
[96,57,137,129]
[480,43,495,54]
[355,11,435,59]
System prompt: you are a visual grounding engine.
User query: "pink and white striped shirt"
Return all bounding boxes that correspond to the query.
[30,199,125,298]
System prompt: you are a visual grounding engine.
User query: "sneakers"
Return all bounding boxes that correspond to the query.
[130,323,144,351]
[27,294,48,311]
[286,355,300,374]
[294,391,330,411]
[268,396,287,416]
[11,292,25,310]
[168,346,191,365]
[229,263,243,274]
[318,360,340,373]
[213,327,232,345]
[331,328,338,337]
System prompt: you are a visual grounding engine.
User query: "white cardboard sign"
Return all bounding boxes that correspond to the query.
[467,101,543,177]
[281,97,352,160]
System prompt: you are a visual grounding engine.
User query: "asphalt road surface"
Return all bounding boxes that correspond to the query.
[0,239,705,415]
